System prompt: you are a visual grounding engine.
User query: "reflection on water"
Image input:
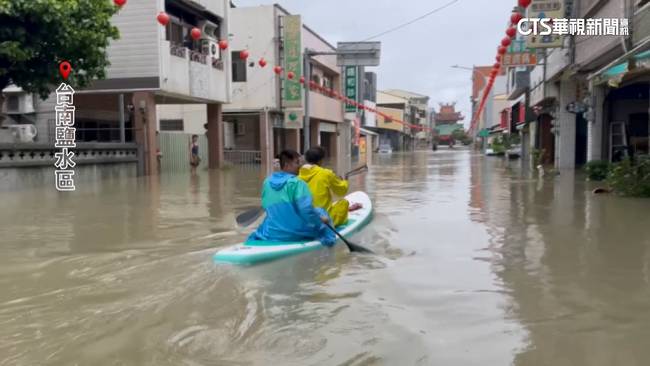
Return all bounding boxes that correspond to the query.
[1,150,650,365]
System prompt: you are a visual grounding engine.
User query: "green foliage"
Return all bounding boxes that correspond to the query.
[584,160,611,181]
[451,128,465,140]
[0,0,120,98]
[493,145,506,154]
[606,156,650,197]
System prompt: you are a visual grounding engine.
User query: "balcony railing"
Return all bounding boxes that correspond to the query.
[224,150,261,165]
[170,44,186,59]
[211,57,224,70]
[190,50,207,65]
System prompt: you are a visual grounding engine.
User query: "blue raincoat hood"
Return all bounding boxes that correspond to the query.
[269,171,294,190]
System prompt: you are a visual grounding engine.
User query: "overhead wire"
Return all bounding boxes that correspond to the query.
[361,0,460,41]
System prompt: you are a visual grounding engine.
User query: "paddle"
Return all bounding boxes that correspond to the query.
[235,164,369,228]
[324,222,373,253]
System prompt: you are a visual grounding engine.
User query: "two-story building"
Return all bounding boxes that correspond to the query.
[374,89,429,151]
[525,0,649,169]
[221,4,345,173]
[1,0,232,177]
[582,0,650,164]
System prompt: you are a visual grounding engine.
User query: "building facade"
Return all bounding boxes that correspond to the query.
[1,0,232,177]
[222,4,345,174]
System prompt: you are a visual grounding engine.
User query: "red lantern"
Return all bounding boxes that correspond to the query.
[239,50,249,60]
[114,0,126,6]
[157,12,170,26]
[501,37,512,47]
[511,12,523,25]
[274,66,283,75]
[494,62,501,69]
[190,27,201,40]
[498,46,507,55]
[518,0,532,8]
[506,27,517,38]
[496,55,502,62]
[218,40,228,50]
[258,58,267,67]
[299,76,305,84]
[287,71,295,79]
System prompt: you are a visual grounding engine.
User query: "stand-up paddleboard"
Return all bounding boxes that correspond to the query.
[213,191,372,265]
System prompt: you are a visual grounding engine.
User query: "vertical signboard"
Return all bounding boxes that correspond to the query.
[526,0,565,48]
[345,66,357,112]
[283,15,303,108]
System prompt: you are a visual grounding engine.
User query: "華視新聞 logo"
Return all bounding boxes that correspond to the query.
[516,18,629,36]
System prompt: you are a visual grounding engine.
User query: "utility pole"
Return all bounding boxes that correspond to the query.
[303,49,311,154]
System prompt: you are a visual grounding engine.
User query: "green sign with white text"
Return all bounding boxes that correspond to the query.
[283,15,302,108]
[345,66,357,112]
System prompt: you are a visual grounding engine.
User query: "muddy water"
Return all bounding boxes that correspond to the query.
[1,150,650,365]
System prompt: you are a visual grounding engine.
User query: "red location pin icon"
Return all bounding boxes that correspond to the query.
[59,61,72,80]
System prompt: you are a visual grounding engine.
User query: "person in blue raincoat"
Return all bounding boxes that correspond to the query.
[248,149,336,246]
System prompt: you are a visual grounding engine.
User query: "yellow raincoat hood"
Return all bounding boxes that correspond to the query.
[298,164,349,211]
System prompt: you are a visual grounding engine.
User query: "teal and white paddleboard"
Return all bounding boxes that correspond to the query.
[213,191,372,265]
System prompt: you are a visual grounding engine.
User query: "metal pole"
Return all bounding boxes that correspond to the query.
[118,94,125,143]
[303,49,311,154]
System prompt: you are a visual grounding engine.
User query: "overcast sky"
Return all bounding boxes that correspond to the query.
[233,0,517,127]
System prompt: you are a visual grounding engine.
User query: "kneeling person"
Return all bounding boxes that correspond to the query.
[248,149,336,246]
[298,147,361,227]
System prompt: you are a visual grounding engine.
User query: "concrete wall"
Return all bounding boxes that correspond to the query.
[574,0,624,69]
[105,0,160,79]
[302,26,338,73]
[309,91,343,123]
[226,6,278,111]
[492,95,509,129]
[157,104,207,135]
[0,163,137,192]
[376,107,405,132]
[377,91,407,104]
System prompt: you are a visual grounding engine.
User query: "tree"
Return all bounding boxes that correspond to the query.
[0,0,120,101]
[451,128,467,141]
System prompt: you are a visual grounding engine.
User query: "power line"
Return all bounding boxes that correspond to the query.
[361,0,460,42]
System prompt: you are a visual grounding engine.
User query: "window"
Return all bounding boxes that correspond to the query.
[6,95,19,111]
[235,121,246,136]
[232,51,247,82]
[160,119,184,131]
[166,20,184,45]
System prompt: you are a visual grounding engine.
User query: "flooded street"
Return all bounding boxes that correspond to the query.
[2,149,650,365]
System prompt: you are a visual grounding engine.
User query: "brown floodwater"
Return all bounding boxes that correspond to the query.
[1,149,650,365]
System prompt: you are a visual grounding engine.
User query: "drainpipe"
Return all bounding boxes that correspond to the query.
[303,49,312,154]
[119,94,125,143]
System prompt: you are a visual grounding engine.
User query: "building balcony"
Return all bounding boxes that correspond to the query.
[160,40,229,103]
[309,91,343,123]
[507,70,530,100]
[633,2,650,46]
[184,0,227,20]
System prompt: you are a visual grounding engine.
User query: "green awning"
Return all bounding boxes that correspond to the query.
[599,50,650,84]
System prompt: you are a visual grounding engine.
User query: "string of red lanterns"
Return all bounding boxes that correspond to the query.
[469,0,531,135]
[149,8,430,132]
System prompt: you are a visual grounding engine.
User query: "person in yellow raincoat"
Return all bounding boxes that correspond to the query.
[298,147,362,227]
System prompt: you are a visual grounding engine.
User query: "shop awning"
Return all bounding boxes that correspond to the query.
[593,48,650,86]
[359,127,378,136]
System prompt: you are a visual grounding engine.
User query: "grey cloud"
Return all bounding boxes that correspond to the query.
[234,0,517,122]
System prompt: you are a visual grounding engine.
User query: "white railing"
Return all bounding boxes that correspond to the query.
[224,150,261,165]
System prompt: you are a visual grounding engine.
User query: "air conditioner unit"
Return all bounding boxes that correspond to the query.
[197,20,219,40]
[8,124,37,142]
[3,93,34,114]
[201,39,220,58]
